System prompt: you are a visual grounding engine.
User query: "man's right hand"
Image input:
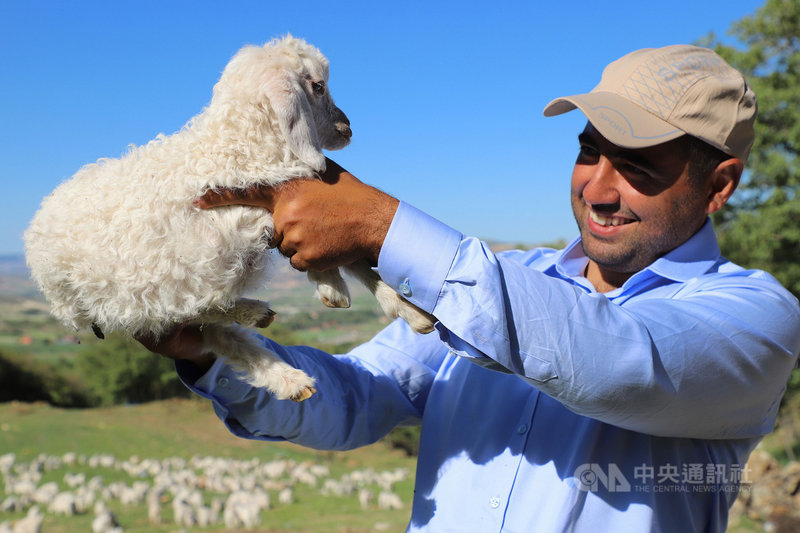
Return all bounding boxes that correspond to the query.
[193,159,399,273]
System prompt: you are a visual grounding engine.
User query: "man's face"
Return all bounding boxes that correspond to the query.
[571,123,710,281]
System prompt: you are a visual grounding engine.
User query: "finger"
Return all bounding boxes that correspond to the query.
[144,324,204,360]
[320,158,344,183]
[193,185,278,210]
[174,325,205,357]
[288,254,308,272]
[278,244,297,260]
[268,231,283,249]
[134,323,184,355]
[133,331,160,352]
[319,158,359,185]
[192,188,237,209]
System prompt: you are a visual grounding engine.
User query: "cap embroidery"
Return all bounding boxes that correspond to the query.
[621,52,729,119]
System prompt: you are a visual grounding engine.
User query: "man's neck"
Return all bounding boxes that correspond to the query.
[584,261,632,294]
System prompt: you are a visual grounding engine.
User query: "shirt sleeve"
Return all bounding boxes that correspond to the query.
[176,318,447,450]
[378,202,800,439]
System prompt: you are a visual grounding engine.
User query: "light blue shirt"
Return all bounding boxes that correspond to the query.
[178,201,800,532]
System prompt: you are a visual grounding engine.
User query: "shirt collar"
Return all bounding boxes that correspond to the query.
[554,218,721,285]
[646,218,721,282]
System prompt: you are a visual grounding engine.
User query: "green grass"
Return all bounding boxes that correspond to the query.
[0,400,417,532]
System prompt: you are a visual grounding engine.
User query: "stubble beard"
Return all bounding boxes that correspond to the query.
[572,197,703,276]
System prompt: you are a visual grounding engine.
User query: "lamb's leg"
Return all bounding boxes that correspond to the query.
[202,324,316,402]
[307,269,351,308]
[343,260,437,334]
[198,298,276,328]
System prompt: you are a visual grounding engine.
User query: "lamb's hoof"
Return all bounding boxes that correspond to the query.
[254,309,277,328]
[320,296,351,309]
[269,367,317,402]
[401,310,437,334]
[411,321,436,334]
[316,284,351,309]
[290,386,317,402]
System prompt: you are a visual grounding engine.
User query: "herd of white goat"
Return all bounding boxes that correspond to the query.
[0,451,408,532]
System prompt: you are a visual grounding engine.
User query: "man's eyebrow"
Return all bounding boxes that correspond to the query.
[577,132,658,173]
[577,132,595,146]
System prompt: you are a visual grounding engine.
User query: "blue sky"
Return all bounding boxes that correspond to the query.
[0,0,762,255]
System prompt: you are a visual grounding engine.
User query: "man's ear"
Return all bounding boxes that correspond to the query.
[705,158,743,215]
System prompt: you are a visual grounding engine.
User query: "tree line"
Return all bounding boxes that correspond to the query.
[706,0,800,457]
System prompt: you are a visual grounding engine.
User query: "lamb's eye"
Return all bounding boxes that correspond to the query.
[311,81,325,96]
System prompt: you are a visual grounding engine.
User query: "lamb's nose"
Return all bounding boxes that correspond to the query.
[336,122,352,139]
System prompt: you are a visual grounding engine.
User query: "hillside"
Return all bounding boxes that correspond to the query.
[0,252,392,361]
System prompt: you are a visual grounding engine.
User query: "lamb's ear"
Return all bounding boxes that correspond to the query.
[263,72,326,172]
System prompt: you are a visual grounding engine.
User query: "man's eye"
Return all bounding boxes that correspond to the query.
[311,81,325,96]
[578,144,599,159]
[622,162,649,177]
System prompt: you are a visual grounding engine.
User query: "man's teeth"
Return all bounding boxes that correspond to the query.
[589,210,628,227]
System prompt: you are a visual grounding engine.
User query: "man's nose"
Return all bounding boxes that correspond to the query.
[582,157,621,206]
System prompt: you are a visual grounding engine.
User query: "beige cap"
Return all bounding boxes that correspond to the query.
[543,45,757,162]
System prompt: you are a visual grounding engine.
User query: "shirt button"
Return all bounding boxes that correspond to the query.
[218,377,230,387]
[489,497,501,509]
[517,424,528,434]
[399,279,412,297]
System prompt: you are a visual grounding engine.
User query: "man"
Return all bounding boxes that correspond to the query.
[143,45,800,531]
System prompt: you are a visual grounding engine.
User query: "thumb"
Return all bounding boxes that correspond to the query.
[193,185,280,211]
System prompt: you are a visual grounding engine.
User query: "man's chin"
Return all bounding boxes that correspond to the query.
[580,241,639,273]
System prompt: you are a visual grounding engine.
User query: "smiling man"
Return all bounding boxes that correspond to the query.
[143,45,800,532]
[569,123,740,292]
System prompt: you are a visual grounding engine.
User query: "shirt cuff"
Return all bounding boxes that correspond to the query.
[175,358,253,404]
[377,201,462,313]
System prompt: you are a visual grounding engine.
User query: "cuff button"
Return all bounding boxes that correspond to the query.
[399,279,412,297]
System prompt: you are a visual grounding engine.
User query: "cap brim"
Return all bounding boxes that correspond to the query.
[543,92,685,149]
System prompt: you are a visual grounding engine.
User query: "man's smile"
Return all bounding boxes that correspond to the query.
[587,208,637,230]
[588,210,632,227]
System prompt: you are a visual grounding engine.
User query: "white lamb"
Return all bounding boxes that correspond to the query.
[24,35,434,402]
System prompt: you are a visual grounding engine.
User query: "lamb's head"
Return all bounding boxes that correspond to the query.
[213,35,351,172]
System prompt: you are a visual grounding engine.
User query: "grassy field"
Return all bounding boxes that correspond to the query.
[0,399,417,532]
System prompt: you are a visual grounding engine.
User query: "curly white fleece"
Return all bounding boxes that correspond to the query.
[25,36,435,401]
[24,36,358,400]
[26,35,342,334]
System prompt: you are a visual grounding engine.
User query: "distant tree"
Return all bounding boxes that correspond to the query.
[703,0,800,297]
[703,0,800,453]
[75,333,190,406]
[385,426,421,457]
[0,349,90,407]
